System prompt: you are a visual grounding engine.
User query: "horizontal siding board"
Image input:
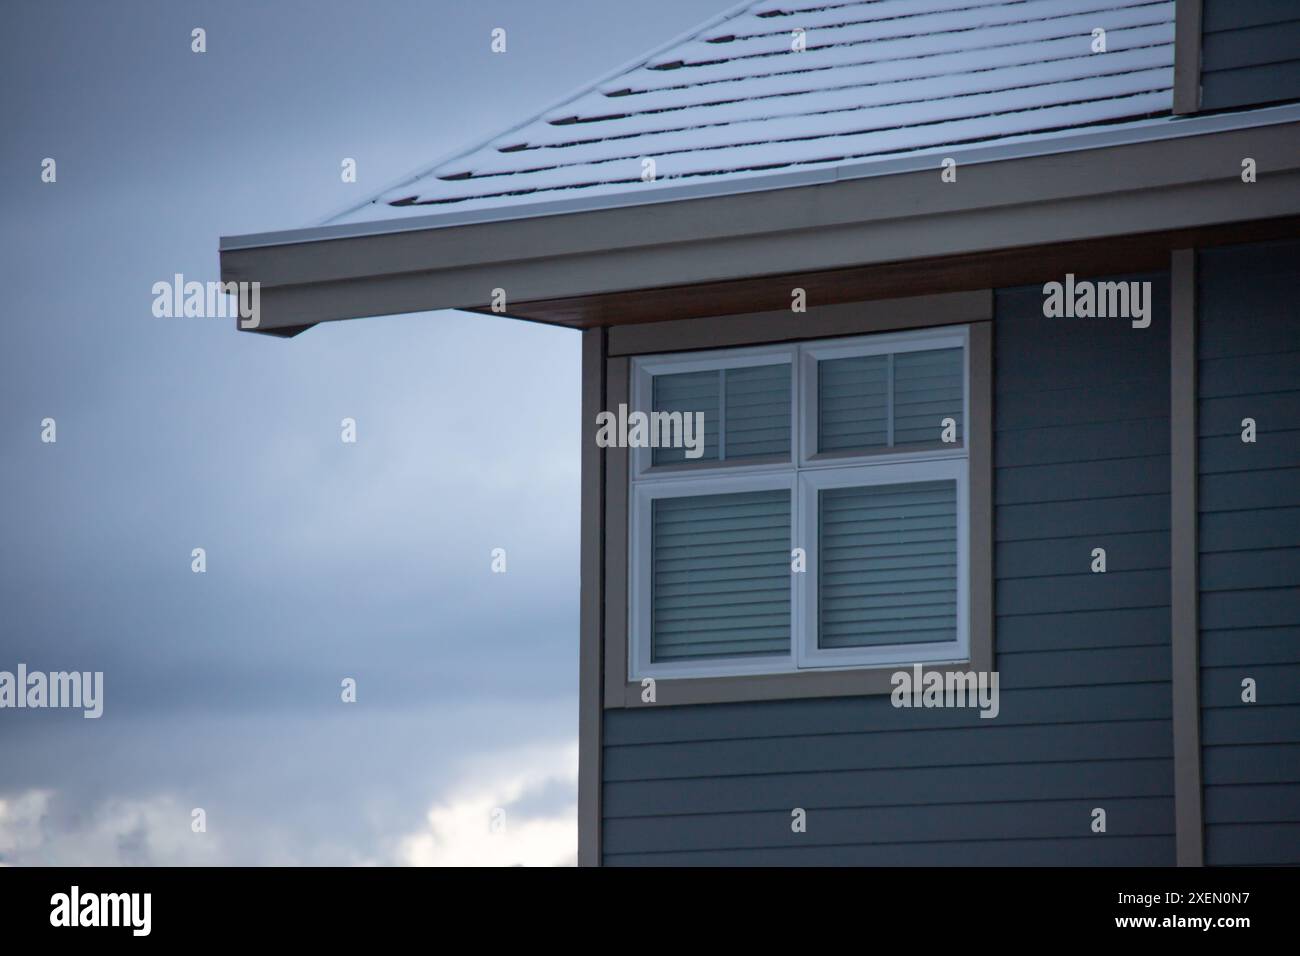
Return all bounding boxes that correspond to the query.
[1200,19,1300,72]
[995,418,1168,467]
[1203,0,1300,32]
[997,532,1168,579]
[1202,743,1300,785]
[1201,664,1300,706]
[997,350,1169,393]
[996,494,1168,541]
[997,606,1170,651]
[1202,704,1300,746]
[602,798,1172,854]
[995,646,1169,687]
[995,380,1167,428]
[1201,627,1300,666]
[1199,351,1300,398]
[996,569,1169,616]
[1200,548,1300,591]
[603,720,1173,781]
[1200,507,1300,552]
[603,685,1172,746]
[1201,589,1300,629]
[1203,824,1300,866]
[1199,432,1300,473]
[1199,321,1300,360]
[1203,784,1300,824]
[605,836,1175,866]
[1199,392,1300,436]
[1201,61,1300,111]
[604,759,1174,817]
[995,456,1169,505]
[1200,468,1300,512]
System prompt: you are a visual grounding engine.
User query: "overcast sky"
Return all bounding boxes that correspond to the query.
[0,0,730,866]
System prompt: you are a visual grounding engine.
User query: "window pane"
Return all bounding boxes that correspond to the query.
[893,347,962,447]
[818,354,888,453]
[652,489,790,662]
[724,364,791,460]
[818,480,957,649]
[652,370,719,466]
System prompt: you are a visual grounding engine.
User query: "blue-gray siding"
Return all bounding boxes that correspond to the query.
[1197,238,1300,866]
[602,276,1175,865]
[1200,1,1300,111]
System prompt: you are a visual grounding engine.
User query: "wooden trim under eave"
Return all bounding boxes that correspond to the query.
[1170,249,1205,866]
[1173,0,1204,115]
[508,216,1300,330]
[609,290,992,356]
[578,328,606,867]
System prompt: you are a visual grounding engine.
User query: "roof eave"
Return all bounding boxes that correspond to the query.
[220,104,1300,336]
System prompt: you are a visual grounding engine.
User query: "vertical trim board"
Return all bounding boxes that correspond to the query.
[604,358,632,708]
[1173,0,1204,115]
[578,328,607,866]
[969,321,994,674]
[1170,248,1205,866]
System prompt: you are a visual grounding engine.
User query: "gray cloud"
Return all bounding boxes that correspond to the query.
[0,0,729,864]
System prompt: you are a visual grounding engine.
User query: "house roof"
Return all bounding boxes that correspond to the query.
[329,0,1175,225]
[219,0,1300,337]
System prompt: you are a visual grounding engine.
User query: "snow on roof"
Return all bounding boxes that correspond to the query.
[331,0,1174,224]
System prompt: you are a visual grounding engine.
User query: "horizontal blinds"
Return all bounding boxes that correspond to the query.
[652,370,719,466]
[894,347,962,447]
[819,480,958,648]
[724,364,791,459]
[652,489,791,662]
[819,354,889,452]
[652,364,790,466]
[818,346,963,453]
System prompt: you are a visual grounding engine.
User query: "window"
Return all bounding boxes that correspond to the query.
[629,327,970,681]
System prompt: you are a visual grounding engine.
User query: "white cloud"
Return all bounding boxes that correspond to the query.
[0,789,53,863]
[394,740,577,867]
[0,738,578,867]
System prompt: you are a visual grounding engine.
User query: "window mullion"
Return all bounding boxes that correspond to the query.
[793,474,805,671]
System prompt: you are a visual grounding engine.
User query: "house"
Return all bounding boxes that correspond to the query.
[220,0,1300,866]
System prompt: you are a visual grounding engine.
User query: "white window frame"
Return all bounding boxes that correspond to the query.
[629,472,797,680]
[800,325,968,466]
[798,458,969,670]
[630,345,797,479]
[628,327,971,682]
